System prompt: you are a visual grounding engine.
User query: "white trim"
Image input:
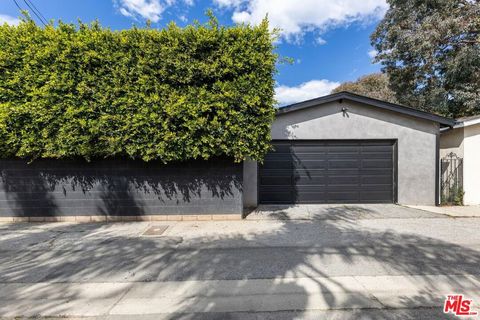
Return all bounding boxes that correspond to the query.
[454,118,480,128]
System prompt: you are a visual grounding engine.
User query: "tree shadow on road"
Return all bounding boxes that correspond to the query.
[0,206,476,319]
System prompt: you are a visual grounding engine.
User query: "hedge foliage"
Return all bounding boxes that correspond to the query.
[0,16,277,162]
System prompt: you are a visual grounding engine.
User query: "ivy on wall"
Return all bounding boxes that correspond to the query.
[0,15,277,162]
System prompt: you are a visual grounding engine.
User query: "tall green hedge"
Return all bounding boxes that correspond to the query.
[0,16,277,162]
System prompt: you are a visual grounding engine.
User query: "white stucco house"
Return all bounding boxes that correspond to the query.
[440,115,480,205]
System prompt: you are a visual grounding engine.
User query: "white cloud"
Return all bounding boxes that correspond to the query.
[214,0,243,8]
[116,0,164,22]
[0,14,20,26]
[232,11,250,23]
[368,49,378,58]
[115,0,193,22]
[315,36,327,45]
[214,0,387,42]
[119,7,134,18]
[275,79,340,105]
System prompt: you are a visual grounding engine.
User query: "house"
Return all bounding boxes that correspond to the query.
[244,92,455,208]
[0,92,467,222]
[440,115,480,205]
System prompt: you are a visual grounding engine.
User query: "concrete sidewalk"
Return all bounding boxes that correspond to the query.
[1,274,479,317]
[406,205,480,217]
[246,204,443,220]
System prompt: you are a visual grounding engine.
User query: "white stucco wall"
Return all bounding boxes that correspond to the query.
[463,124,480,205]
[243,100,440,206]
[440,127,464,159]
[440,124,480,205]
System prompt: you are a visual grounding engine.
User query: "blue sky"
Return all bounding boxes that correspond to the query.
[0,0,385,105]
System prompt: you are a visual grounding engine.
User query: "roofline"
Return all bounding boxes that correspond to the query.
[276,91,456,127]
[454,117,480,128]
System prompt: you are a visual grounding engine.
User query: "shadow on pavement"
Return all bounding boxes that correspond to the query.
[0,205,477,319]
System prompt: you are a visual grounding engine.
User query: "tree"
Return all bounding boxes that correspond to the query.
[331,73,398,104]
[371,0,480,117]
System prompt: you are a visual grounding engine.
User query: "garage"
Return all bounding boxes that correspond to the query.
[259,140,395,204]
[242,92,455,207]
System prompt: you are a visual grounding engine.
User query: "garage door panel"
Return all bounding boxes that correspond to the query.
[260,175,292,186]
[361,175,392,185]
[327,176,361,185]
[327,143,361,149]
[294,176,328,186]
[362,159,392,169]
[325,169,391,175]
[360,145,393,152]
[323,169,360,176]
[327,185,385,192]
[295,186,329,193]
[262,160,293,170]
[328,159,360,169]
[296,193,328,202]
[259,192,292,203]
[264,153,294,161]
[270,144,291,153]
[326,153,364,159]
[359,169,392,175]
[291,153,328,160]
[259,185,293,202]
[293,160,327,170]
[359,185,392,192]
[293,169,327,176]
[326,192,360,201]
[360,152,392,160]
[259,140,395,204]
[327,150,359,156]
[291,145,328,153]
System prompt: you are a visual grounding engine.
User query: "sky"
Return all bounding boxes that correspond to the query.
[0,0,386,105]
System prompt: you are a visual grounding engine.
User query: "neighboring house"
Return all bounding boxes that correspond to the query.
[0,92,464,221]
[440,115,480,205]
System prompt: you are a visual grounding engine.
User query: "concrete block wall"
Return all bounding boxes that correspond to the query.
[0,157,243,218]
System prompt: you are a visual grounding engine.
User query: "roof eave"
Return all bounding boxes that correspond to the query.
[276,92,456,127]
[455,118,480,128]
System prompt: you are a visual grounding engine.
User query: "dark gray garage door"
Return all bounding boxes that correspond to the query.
[259,140,395,204]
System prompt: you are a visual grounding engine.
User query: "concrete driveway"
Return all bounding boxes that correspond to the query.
[0,204,479,319]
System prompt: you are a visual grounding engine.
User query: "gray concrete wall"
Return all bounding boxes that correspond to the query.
[242,159,258,208]
[0,158,243,217]
[244,100,440,206]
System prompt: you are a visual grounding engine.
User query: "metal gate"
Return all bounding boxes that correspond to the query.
[441,152,464,205]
